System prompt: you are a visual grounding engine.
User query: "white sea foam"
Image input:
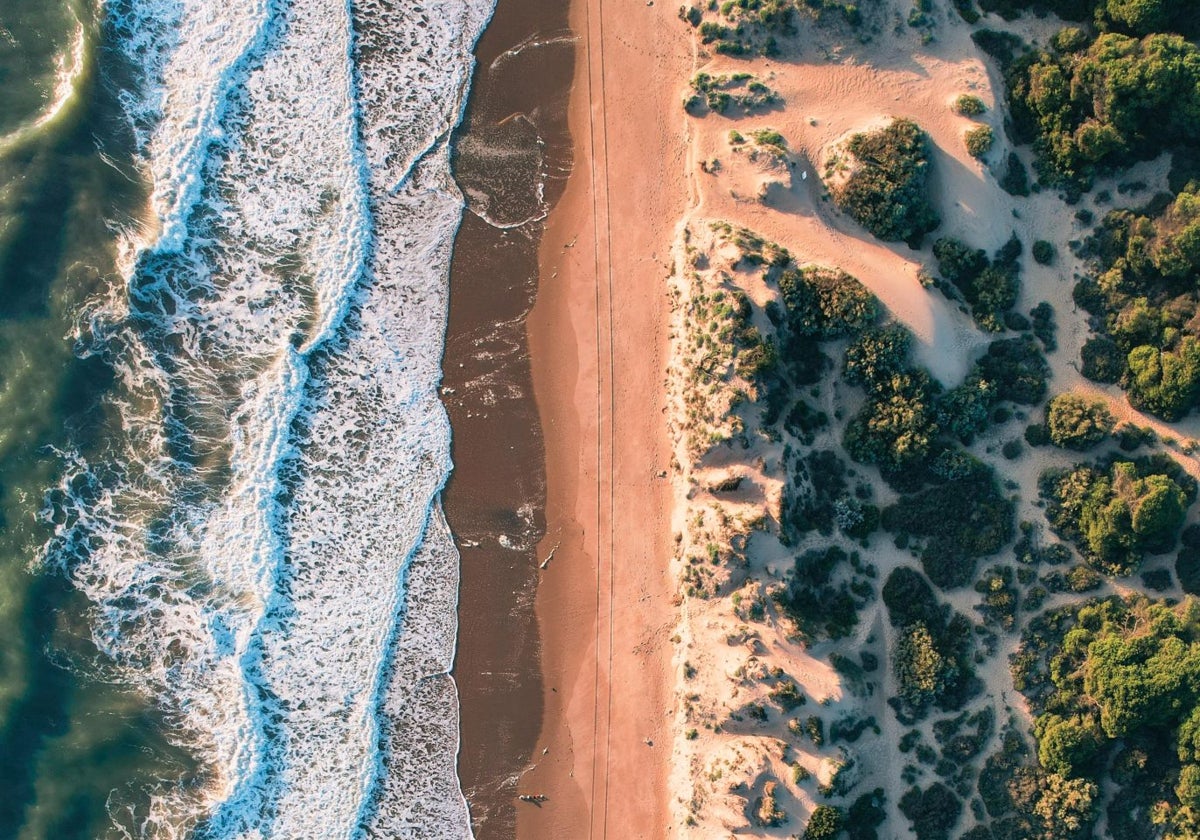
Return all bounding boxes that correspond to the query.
[41,0,494,837]
[0,10,89,155]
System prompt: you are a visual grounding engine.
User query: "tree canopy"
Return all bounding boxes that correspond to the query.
[832,119,941,246]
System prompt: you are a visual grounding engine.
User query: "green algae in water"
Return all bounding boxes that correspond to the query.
[0,2,197,837]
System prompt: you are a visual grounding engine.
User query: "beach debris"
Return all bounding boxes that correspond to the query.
[518,794,550,805]
[542,747,549,755]
[539,542,560,570]
[565,235,577,248]
[644,738,654,746]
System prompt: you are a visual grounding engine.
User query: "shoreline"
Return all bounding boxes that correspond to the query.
[444,0,573,836]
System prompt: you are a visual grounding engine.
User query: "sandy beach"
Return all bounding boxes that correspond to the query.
[518,0,691,836]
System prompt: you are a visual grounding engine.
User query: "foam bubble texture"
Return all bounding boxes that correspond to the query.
[41,0,493,836]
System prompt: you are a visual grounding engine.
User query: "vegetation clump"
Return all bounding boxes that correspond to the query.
[882,454,1015,588]
[883,567,978,717]
[964,125,995,158]
[681,0,863,58]
[802,804,843,839]
[1032,239,1056,265]
[1007,31,1200,191]
[830,119,941,247]
[1012,595,1200,839]
[685,72,780,115]
[1075,184,1200,419]
[1045,392,1116,450]
[1031,301,1057,351]
[953,94,987,115]
[974,336,1050,405]
[976,0,1200,39]
[932,235,1022,331]
[774,545,871,641]
[898,781,962,840]
[1040,453,1196,574]
[778,265,879,338]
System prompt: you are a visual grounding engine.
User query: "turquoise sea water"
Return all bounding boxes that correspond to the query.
[0,1,191,837]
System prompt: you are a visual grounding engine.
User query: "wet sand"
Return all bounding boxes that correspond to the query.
[444,0,573,837]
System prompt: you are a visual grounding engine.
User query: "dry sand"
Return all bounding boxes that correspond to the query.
[517,0,691,837]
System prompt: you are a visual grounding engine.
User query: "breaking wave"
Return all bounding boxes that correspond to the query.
[39,0,493,836]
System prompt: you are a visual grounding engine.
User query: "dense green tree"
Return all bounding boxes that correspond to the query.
[975,337,1050,405]
[1126,337,1200,421]
[803,804,844,839]
[882,454,1014,587]
[938,379,996,442]
[932,237,1021,330]
[1046,392,1116,449]
[779,265,880,339]
[844,324,913,392]
[844,789,887,840]
[899,782,962,840]
[833,119,941,246]
[1014,596,1200,840]
[1034,713,1105,776]
[882,566,945,630]
[1081,336,1125,382]
[1033,773,1098,838]
[1041,456,1196,573]
[1008,33,1200,188]
[896,623,956,709]
[843,370,940,474]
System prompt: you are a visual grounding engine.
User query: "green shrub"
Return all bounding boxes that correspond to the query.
[774,545,867,640]
[954,94,987,115]
[1031,301,1057,351]
[1040,454,1197,574]
[899,782,963,840]
[1080,337,1124,383]
[975,337,1049,405]
[1045,392,1115,450]
[932,237,1020,331]
[965,125,995,158]
[751,127,787,151]
[1025,423,1050,446]
[803,804,844,839]
[883,457,1014,588]
[833,119,941,246]
[778,265,879,339]
[843,369,940,476]
[1008,33,1200,190]
[1000,151,1031,196]
[844,789,887,840]
[1032,240,1056,264]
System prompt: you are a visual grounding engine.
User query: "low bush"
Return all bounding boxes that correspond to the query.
[1045,392,1115,450]
[832,119,941,247]
[965,125,995,158]
[954,94,987,115]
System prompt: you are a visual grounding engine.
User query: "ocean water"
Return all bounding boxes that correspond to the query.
[0,0,493,837]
